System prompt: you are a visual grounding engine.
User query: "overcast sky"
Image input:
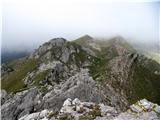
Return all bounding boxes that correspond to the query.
[2,0,160,51]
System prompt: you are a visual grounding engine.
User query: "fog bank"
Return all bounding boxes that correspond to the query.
[2,0,159,51]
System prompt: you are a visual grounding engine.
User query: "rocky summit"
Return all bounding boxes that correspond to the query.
[18,98,160,120]
[1,35,160,120]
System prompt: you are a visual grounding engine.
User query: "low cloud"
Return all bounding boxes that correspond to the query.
[2,1,159,51]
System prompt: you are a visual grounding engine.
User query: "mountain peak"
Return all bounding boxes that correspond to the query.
[73,35,93,46]
[81,34,93,39]
[109,36,126,44]
[75,35,93,41]
[49,37,67,44]
[106,36,135,52]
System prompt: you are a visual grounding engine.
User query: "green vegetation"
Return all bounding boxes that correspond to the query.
[96,37,135,52]
[88,104,101,118]
[73,34,93,46]
[2,35,160,108]
[79,116,94,120]
[32,70,50,86]
[67,43,94,68]
[80,37,160,106]
[67,41,111,82]
[78,105,101,120]
[32,70,50,95]
[129,61,160,104]
[73,51,88,67]
[88,52,112,83]
[88,57,106,81]
[1,59,38,93]
[87,43,119,82]
[58,113,71,120]
[47,111,58,119]
[77,107,86,113]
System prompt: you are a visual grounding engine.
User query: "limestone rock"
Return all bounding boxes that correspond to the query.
[17,98,160,120]
[1,88,42,120]
[19,109,51,120]
[72,98,81,105]
[42,69,106,111]
[62,98,72,107]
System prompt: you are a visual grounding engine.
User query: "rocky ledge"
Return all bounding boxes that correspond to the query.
[18,98,160,120]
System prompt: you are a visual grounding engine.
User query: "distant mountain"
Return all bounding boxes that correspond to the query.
[1,35,160,120]
[1,51,30,63]
[74,34,93,45]
[131,42,160,64]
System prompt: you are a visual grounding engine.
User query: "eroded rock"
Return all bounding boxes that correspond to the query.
[18,98,160,120]
[1,88,42,120]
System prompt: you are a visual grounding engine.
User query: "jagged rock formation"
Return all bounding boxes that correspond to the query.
[1,35,160,120]
[18,98,160,120]
[42,69,106,111]
[0,69,127,119]
[1,88,41,120]
[1,63,14,76]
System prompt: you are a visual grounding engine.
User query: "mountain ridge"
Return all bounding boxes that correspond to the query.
[1,35,160,120]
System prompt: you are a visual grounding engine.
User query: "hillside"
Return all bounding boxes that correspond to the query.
[1,51,30,63]
[1,35,160,120]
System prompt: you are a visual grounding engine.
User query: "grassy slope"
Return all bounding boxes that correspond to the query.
[32,70,50,86]
[82,38,160,105]
[131,58,160,104]
[1,59,38,93]
[73,35,93,46]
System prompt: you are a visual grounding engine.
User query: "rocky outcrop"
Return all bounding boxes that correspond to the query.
[59,98,118,120]
[1,88,42,120]
[30,38,67,59]
[1,68,130,120]
[42,69,106,111]
[40,68,130,113]
[18,98,160,120]
[0,90,8,105]
[19,109,51,120]
[2,35,160,120]
[42,62,67,85]
[30,38,77,64]
[105,53,138,99]
[113,99,160,120]
[1,64,14,77]
[23,61,68,86]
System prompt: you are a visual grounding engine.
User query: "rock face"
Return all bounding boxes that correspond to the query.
[19,109,51,120]
[30,38,67,59]
[18,98,160,120]
[1,35,160,120]
[1,88,42,120]
[114,99,160,120]
[30,38,78,64]
[42,69,106,111]
[0,90,8,105]
[1,64,14,76]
